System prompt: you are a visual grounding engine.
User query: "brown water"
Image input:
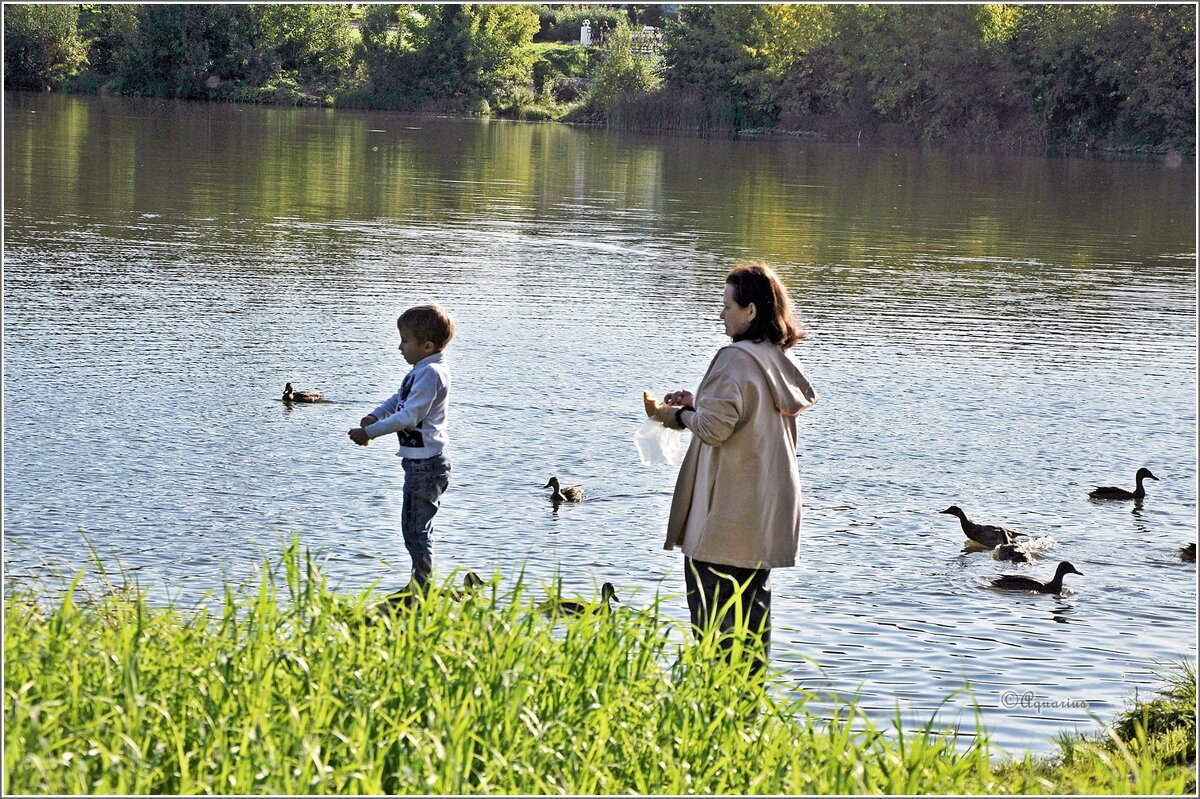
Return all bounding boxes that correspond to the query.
[3,91,1196,756]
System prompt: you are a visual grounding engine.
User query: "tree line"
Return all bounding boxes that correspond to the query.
[3,3,1194,154]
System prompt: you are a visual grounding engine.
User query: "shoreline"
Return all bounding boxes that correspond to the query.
[4,551,1195,794]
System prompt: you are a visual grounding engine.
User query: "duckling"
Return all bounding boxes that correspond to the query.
[939,505,1021,549]
[1180,543,1196,563]
[992,561,1082,594]
[283,382,324,403]
[537,582,620,616]
[1088,467,1157,500]
[994,542,1032,563]
[544,476,583,504]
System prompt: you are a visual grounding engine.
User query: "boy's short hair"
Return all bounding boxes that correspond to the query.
[398,304,456,349]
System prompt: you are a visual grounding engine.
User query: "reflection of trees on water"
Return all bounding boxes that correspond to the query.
[6,92,1193,308]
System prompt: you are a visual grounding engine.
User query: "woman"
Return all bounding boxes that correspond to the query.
[649,262,817,671]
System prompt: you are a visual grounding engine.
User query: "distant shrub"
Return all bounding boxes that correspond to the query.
[504,85,538,115]
[224,72,323,106]
[550,76,586,103]
[519,104,556,121]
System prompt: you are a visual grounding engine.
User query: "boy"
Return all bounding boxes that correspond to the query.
[349,304,454,588]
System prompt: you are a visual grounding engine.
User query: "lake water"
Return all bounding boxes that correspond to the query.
[4,92,1196,757]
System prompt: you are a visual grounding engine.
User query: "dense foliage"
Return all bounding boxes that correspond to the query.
[2,3,87,89]
[3,3,1194,154]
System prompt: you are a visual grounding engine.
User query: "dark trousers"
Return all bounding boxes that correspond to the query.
[684,557,772,673]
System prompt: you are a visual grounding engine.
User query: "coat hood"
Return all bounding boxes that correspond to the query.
[726,340,817,416]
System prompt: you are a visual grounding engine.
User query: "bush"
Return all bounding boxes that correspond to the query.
[550,76,586,104]
[224,71,323,106]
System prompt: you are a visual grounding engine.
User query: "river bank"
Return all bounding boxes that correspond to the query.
[4,544,1195,795]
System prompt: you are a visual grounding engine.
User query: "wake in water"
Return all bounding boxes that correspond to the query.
[992,535,1058,562]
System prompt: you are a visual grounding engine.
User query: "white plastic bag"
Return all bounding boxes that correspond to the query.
[634,418,683,467]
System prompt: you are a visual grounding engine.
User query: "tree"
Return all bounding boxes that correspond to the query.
[588,20,662,112]
[253,4,356,86]
[664,4,831,127]
[77,4,139,81]
[820,4,1028,142]
[420,4,540,105]
[1099,4,1195,152]
[3,3,87,90]
[1009,4,1123,147]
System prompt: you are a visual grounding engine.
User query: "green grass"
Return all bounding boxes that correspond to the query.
[4,542,1195,794]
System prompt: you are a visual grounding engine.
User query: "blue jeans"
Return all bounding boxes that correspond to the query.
[401,454,450,584]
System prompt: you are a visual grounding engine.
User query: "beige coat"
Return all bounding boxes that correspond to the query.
[664,340,817,568]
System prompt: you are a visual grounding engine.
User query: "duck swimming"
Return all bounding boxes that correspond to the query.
[382,572,483,606]
[1180,543,1196,563]
[992,561,1082,594]
[538,582,620,616]
[939,505,1021,549]
[283,382,324,403]
[994,542,1032,564]
[380,583,423,610]
[544,476,583,504]
[1088,467,1158,500]
[451,571,485,600]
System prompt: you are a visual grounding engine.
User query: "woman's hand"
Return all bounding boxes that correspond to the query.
[663,390,695,408]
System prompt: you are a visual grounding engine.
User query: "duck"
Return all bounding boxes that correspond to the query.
[544,476,583,504]
[1180,543,1196,563]
[1088,467,1157,500]
[994,542,1032,564]
[450,571,485,600]
[939,505,1021,549]
[381,571,483,606]
[991,561,1082,594]
[537,582,620,616]
[283,382,324,403]
[380,582,424,610]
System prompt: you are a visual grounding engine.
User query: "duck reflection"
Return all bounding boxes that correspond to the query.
[1050,597,1077,624]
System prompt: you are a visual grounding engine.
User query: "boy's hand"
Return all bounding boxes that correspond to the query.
[348,427,371,446]
[360,414,379,428]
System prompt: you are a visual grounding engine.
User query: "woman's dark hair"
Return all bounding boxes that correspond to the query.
[725,262,805,348]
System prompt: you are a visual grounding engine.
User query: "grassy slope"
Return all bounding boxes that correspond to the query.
[4,545,1195,794]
